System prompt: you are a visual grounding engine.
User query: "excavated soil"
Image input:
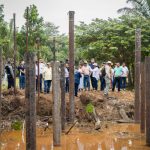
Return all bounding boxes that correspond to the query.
[1,89,134,123]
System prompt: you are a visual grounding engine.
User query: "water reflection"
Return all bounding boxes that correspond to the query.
[0,124,150,150]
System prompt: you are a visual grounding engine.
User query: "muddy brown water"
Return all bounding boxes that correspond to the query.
[0,124,149,150]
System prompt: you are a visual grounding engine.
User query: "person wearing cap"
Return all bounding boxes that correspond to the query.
[18,60,25,89]
[43,63,52,93]
[91,63,100,90]
[104,61,112,96]
[112,63,123,92]
[82,60,92,91]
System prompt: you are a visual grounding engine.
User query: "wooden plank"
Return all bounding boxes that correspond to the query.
[52,61,61,146]
[25,52,36,150]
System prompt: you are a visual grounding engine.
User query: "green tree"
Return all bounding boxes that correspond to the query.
[118,0,150,19]
[75,15,150,85]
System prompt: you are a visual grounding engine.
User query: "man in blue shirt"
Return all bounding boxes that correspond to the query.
[112,63,123,92]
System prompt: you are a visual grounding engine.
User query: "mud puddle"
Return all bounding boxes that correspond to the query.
[0,124,149,150]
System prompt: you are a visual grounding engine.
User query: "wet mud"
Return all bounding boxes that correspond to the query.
[0,124,149,150]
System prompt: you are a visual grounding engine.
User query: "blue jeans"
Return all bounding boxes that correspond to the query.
[112,77,121,91]
[93,77,98,90]
[121,77,127,89]
[44,80,52,93]
[65,77,69,93]
[19,75,25,89]
[84,75,90,90]
[75,83,79,97]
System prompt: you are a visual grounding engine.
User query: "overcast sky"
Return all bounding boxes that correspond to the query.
[1,0,129,34]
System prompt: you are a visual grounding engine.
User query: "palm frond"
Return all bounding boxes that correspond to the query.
[118,0,150,18]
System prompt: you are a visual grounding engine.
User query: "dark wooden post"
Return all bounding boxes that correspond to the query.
[60,63,66,130]
[53,37,56,61]
[68,11,75,122]
[13,13,17,95]
[52,61,61,146]
[140,62,145,133]
[145,57,150,146]
[0,47,2,123]
[26,7,29,52]
[25,52,36,150]
[135,28,141,123]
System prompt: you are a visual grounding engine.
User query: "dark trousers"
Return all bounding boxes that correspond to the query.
[121,77,127,89]
[44,80,52,93]
[7,76,14,89]
[100,76,106,91]
[75,83,79,97]
[91,76,94,89]
[84,75,90,90]
[19,75,25,89]
[93,77,98,90]
[36,74,42,92]
[112,77,121,91]
[65,77,69,93]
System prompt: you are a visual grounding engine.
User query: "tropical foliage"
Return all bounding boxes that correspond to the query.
[118,0,150,19]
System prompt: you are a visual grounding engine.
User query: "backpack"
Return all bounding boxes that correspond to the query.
[101,67,106,77]
[5,65,13,77]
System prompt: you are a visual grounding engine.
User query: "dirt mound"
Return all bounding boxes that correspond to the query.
[2,89,24,96]
[1,89,134,123]
[79,91,134,122]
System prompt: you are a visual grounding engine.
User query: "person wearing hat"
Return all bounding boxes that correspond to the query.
[81,60,92,91]
[104,61,112,96]
[91,63,100,90]
[43,63,52,93]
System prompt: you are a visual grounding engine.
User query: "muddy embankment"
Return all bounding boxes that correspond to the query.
[0,89,135,130]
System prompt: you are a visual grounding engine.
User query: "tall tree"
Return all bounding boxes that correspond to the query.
[118,0,150,19]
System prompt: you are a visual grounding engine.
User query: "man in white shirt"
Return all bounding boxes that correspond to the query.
[65,63,69,93]
[121,63,129,90]
[35,59,46,92]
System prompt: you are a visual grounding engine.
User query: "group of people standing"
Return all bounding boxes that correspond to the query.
[102,61,129,96]
[4,58,128,97]
[65,59,129,97]
[5,59,52,94]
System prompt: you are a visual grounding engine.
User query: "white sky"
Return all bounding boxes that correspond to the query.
[1,0,129,34]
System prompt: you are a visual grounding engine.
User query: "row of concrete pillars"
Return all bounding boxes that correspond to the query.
[135,28,150,146]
